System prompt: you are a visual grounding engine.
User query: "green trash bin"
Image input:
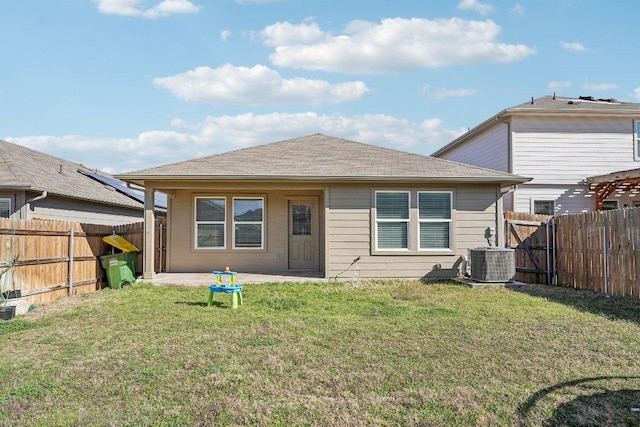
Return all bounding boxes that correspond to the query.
[100,252,137,289]
[100,235,140,289]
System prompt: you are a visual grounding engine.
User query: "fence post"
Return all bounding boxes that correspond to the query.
[602,225,608,295]
[68,226,74,296]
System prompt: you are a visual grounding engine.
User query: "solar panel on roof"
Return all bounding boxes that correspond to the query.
[78,169,167,209]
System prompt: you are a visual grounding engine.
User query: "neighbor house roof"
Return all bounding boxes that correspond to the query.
[432,95,640,157]
[117,133,530,186]
[0,139,165,209]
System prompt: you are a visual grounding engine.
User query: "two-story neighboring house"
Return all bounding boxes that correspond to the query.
[432,95,640,214]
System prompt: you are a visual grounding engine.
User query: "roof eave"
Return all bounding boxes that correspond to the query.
[118,174,531,186]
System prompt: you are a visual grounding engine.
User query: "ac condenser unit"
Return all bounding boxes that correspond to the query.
[469,247,515,282]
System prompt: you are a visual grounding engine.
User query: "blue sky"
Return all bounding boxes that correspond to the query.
[2,0,638,173]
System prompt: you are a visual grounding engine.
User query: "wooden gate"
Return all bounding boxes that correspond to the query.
[504,211,555,284]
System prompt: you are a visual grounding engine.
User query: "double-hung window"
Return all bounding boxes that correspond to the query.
[533,200,555,215]
[0,198,10,218]
[233,198,264,249]
[418,192,452,250]
[375,191,410,250]
[195,197,225,249]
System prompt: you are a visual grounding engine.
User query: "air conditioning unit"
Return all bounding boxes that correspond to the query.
[469,247,515,282]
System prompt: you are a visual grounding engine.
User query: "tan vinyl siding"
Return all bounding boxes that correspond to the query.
[326,184,500,280]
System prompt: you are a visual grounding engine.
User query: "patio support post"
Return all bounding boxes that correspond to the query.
[143,186,155,279]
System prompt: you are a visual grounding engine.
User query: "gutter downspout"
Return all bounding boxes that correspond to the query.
[27,191,48,204]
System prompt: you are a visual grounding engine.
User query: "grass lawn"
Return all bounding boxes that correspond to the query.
[1,280,640,426]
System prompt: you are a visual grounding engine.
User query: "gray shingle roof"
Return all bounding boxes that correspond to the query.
[0,139,144,209]
[118,133,529,184]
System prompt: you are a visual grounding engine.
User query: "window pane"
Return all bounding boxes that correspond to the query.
[533,200,554,215]
[377,222,408,249]
[0,199,10,218]
[601,200,618,211]
[235,224,262,248]
[234,199,263,222]
[292,204,312,235]
[420,223,450,249]
[376,192,409,219]
[196,198,225,221]
[197,224,224,248]
[419,193,451,219]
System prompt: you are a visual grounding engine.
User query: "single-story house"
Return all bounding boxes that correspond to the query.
[117,134,530,280]
[0,139,166,225]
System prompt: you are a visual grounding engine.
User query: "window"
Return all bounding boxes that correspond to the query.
[601,200,618,211]
[418,192,452,250]
[233,198,264,249]
[375,191,410,250]
[195,197,225,249]
[533,200,555,215]
[0,199,10,218]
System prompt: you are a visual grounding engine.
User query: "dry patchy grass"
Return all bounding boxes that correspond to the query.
[0,281,639,426]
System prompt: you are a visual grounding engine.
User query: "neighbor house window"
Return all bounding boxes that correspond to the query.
[601,200,618,211]
[195,197,225,249]
[418,192,452,250]
[533,200,555,215]
[375,191,410,250]
[0,199,10,218]
[233,198,264,249]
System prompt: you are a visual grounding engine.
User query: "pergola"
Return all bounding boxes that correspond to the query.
[586,168,640,210]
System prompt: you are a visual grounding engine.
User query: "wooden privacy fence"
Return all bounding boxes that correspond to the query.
[505,208,640,298]
[504,210,554,284]
[0,218,166,306]
[555,208,640,297]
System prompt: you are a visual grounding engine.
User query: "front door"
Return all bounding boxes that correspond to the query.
[288,200,318,270]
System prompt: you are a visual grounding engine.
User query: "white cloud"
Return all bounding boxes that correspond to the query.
[561,41,587,52]
[457,0,494,15]
[548,81,572,91]
[220,30,231,41]
[263,18,536,73]
[635,87,640,101]
[260,21,326,47]
[582,83,618,91]
[424,86,477,99]
[93,0,200,18]
[511,4,526,15]
[153,64,370,104]
[6,113,463,173]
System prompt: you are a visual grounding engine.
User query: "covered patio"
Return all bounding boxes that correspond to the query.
[141,271,328,287]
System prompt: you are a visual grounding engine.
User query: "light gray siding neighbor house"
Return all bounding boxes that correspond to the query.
[117,134,529,280]
[432,95,640,214]
[0,139,166,225]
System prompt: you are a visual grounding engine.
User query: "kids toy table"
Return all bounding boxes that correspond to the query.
[208,271,243,309]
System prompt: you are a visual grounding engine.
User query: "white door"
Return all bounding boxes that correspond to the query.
[288,200,318,270]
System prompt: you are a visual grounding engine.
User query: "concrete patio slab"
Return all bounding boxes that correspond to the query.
[139,272,328,287]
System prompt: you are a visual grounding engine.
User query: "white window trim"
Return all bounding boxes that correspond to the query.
[194,197,226,250]
[232,197,264,250]
[635,120,640,161]
[531,199,555,215]
[418,191,453,251]
[374,190,411,251]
